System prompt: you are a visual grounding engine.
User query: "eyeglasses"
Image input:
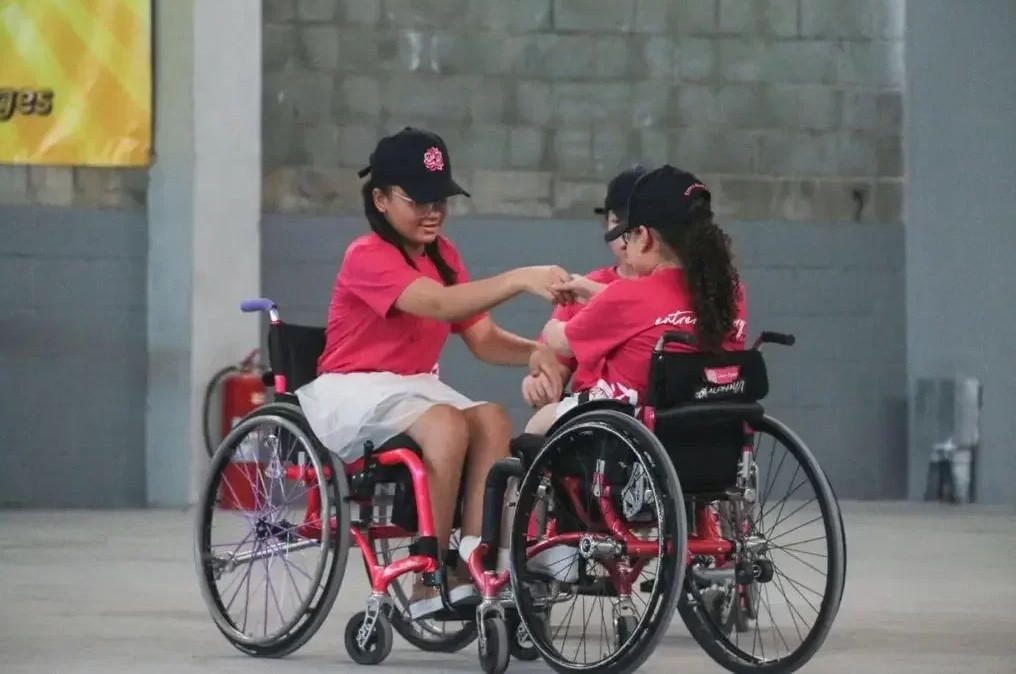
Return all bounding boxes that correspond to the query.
[391,190,447,215]
[619,226,649,248]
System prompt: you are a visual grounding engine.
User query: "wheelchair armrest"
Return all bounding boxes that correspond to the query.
[653,402,764,427]
[509,433,546,471]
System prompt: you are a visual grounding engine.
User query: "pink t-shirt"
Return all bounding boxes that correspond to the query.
[540,265,622,389]
[550,265,622,324]
[563,267,748,406]
[317,233,485,376]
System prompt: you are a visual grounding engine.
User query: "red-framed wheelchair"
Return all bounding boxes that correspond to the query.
[193,298,535,672]
[504,330,847,673]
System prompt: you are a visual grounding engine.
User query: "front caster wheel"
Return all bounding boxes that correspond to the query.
[614,614,637,647]
[479,616,510,674]
[344,610,393,665]
[508,611,540,661]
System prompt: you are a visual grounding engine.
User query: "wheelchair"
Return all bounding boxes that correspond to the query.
[194,298,538,673]
[504,330,848,673]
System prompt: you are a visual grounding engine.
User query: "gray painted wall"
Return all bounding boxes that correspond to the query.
[263,213,906,500]
[0,206,147,507]
[904,0,1016,505]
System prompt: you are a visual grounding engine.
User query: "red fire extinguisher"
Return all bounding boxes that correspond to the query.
[203,349,269,510]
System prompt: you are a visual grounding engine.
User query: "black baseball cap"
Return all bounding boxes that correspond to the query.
[610,164,711,241]
[357,126,470,203]
[600,166,649,243]
[595,166,648,217]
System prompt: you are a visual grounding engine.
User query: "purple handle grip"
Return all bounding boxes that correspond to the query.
[240,298,275,313]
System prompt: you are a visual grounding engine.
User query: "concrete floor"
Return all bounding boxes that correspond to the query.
[1,501,1014,674]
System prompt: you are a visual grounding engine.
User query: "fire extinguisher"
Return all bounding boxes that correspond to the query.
[204,349,269,511]
[202,348,268,458]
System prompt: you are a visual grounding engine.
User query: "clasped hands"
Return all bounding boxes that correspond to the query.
[520,268,609,409]
[520,266,606,307]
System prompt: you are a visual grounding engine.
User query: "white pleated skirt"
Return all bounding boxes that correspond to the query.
[296,371,485,463]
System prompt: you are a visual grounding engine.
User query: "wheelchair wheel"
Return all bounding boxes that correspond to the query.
[678,414,846,673]
[508,409,688,674]
[194,404,350,657]
[370,536,477,652]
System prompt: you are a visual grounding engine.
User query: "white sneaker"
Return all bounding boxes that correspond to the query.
[408,566,479,620]
[527,545,580,583]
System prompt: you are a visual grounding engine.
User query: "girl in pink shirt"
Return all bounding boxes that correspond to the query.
[522,166,647,408]
[297,127,570,617]
[527,165,748,434]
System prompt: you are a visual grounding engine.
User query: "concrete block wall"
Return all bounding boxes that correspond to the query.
[0,165,147,211]
[262,0,904,223]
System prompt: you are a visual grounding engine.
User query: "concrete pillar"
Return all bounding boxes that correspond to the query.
[146,0,261,506]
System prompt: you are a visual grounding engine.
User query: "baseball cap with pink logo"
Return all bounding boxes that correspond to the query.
[358,126,471,203]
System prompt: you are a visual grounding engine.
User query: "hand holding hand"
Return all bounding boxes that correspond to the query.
[522,372,560,408]
[517,265,575,304]
[550,273,607,303]
[527,345,565,397]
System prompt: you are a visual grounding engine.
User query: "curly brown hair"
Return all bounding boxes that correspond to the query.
[655,197,740,352]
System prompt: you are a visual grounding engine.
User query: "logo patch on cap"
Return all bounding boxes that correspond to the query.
[423,146,445,172]
[684,182,707,197]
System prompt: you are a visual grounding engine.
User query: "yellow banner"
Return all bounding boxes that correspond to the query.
[0,0,152,166]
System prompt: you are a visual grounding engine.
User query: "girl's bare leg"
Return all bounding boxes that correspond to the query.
[524,402,559,435]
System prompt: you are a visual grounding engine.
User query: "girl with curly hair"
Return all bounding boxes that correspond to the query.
[526,164,748,434]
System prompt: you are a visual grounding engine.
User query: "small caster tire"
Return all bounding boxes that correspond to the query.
[507,611,540,661]
[614,614,638,647]
[479,616,510,674]
[754,558,775,583]
[344,610,393,665]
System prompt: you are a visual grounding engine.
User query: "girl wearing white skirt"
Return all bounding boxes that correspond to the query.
[296,127,571,619]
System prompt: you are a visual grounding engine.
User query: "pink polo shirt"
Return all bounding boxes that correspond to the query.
[317,233,484,376]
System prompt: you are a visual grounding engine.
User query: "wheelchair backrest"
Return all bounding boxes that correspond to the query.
[267,323,326,392]
[645,347,769,409]
[645,348,769,496]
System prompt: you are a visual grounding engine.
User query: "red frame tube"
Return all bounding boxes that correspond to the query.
[282,446,440,593]
[353,526,439,593]
[524,467,738,589]
[466,542,512,599]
